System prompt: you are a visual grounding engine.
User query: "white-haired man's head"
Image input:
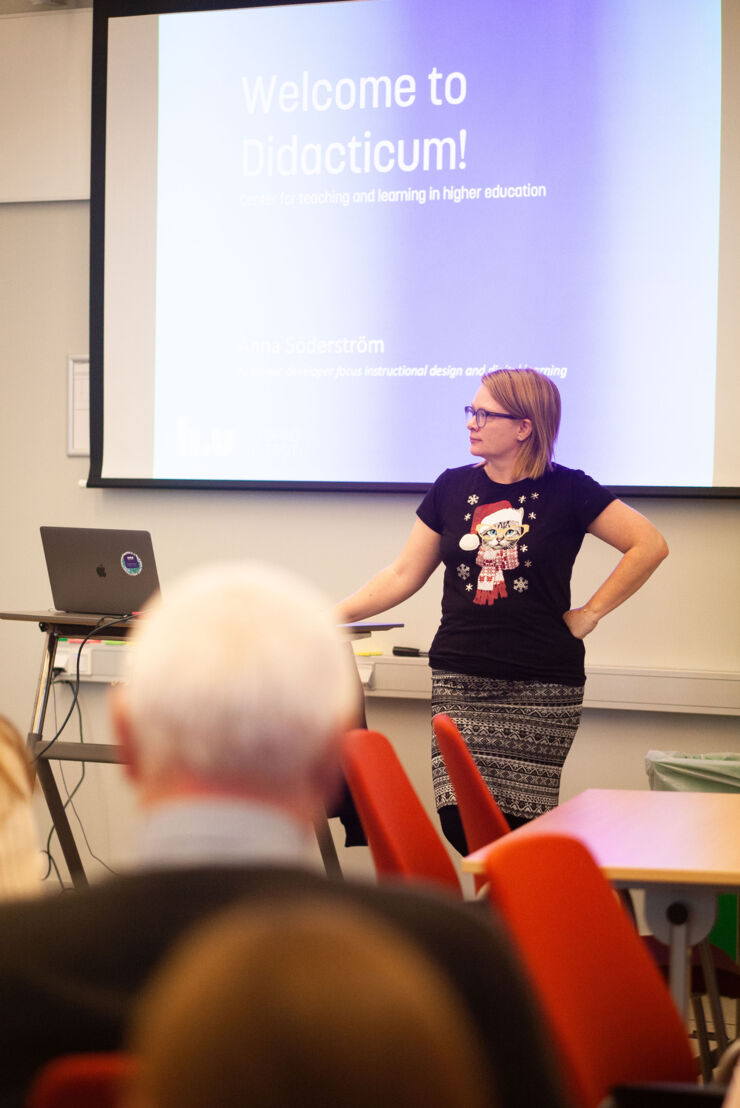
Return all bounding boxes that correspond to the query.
[111,562,357,815]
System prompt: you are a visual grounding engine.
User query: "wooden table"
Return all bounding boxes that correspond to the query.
[463,788,740,1025]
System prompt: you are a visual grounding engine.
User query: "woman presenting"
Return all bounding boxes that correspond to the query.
[337,368,668,853]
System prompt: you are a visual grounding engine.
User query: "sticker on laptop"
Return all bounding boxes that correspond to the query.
[121,551,143,576]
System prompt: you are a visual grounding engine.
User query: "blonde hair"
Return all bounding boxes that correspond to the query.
[481,368,561,480]
[0,718,40,897]
[128,899,492,1108]
[0,718,33,798]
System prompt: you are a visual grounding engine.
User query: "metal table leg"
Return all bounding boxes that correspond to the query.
[26,628,88,888]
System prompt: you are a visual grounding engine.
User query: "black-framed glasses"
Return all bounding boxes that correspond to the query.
[464,405,519,429]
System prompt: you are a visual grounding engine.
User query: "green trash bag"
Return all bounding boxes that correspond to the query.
[645,750,740,958]
[645,750,740,794]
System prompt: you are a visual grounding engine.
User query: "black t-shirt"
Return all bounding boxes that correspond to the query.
[416,463,615,685]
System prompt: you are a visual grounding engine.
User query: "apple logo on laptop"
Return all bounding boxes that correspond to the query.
[96,564,107,578]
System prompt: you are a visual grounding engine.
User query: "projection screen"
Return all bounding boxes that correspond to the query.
[89,0,740,496]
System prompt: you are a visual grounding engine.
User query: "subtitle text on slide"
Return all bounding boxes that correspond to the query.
[240,183,548,208]
[241,363,568,381]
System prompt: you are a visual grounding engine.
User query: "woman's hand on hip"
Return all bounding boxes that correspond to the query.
[563,606,600,639]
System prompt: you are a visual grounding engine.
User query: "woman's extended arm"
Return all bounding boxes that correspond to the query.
[563,500,669,640]
[336,518,443,624]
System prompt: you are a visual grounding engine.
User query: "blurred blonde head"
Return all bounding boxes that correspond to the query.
[128,899,493,1108]
[0,717,40,897]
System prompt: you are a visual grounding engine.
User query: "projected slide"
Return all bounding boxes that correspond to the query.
[100,0,722,489]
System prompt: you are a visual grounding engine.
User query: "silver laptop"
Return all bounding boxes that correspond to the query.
[40,526,160,616]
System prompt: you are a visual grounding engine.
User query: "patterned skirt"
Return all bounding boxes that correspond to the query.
[431,669,584,823]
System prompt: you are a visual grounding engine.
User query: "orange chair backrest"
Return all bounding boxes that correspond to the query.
[27,1051,137,1108]
[432,713,511,850]
[341,729,461,895]
[482,832,697,1108]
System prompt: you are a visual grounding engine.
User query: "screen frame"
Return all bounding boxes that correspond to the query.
[88,0,740,499]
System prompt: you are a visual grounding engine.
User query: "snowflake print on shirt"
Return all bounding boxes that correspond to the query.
[458,500,530,605]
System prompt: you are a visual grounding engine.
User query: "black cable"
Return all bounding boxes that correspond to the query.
[32,614,133,762]
[40,682,73,887]
[59,696,117,876]
[40,650,126,885]
[40,842,63,887]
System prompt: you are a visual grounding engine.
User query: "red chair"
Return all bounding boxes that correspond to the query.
[432,713,511,850]
[480,831,698,1108]
[433,713,511,893]
[26,1052,137,1108]
[433,712,735,1078]
[340,729,462,895]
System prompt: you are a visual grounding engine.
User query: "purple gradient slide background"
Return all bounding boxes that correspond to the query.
[150,0,720,485]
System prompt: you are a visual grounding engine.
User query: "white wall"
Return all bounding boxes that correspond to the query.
[0,10,738,887]
[0,11,91,202]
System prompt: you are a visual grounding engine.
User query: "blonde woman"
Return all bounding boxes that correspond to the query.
[0,717,40,896]
[338,367,668,851]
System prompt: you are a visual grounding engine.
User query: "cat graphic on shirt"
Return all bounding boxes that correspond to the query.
[459,500,529,605]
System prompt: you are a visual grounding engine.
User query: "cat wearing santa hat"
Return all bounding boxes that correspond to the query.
[459,500,529,605]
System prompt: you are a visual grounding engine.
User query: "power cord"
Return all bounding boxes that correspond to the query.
[57,693,117,876]
[38,621,131,884]
[41,679,119,884]
[32,615,132,762]
[40,681,83,887]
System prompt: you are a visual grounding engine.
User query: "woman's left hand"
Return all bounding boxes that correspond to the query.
[563,501,669,640]
[563,606,600,639]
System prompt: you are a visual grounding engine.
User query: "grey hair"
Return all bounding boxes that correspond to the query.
[123,562,357,791]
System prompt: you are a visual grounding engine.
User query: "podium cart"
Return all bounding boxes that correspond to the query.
[1,610,135,887]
